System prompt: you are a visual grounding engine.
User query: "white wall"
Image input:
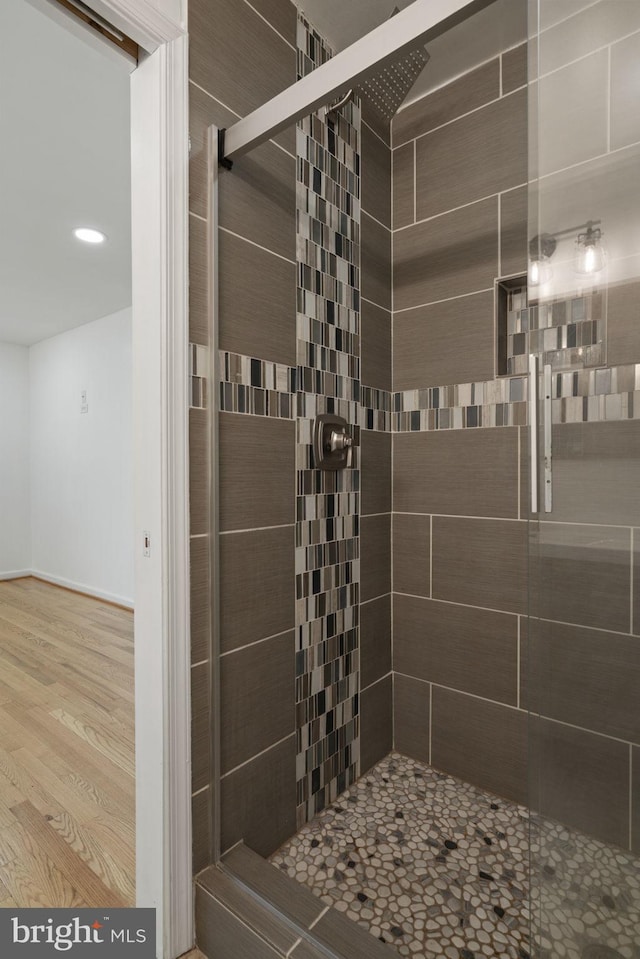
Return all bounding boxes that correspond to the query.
[29,308,134,606]
[0,343,31,577]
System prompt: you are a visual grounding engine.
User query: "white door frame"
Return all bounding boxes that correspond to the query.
[83,2,192,957]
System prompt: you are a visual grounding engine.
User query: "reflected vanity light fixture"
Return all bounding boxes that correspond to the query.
[73,227,107,244]
[575,221,605,275]
[528,219,604,285]
[528,233,556,286]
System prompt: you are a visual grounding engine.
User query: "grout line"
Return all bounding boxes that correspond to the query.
[394,17,640,143]
[190,532,209,539]
[537,0,600,37]
[189,79,242,118]
[413,138,417,224]
[397,588,639,639]
[491,275,498,383]
[428,683,433,764]
[630,745,634,851]
[397,43,521,123]
[391,661,395,752]
[499,52,503,98]
[220,522,294,535]
[537,518,637,531]
[221,732,296,780]
[361,670,393,694]
[189,210,207,223]
[535,614,637,638]
[395,511,523,522]
[394,672,521,712]
[241,0,297,52]
[396,591,519,619]
[535,25,640,84]
[429,515,433,599]
[216,408,295,422]
[362,117,390,147]
[393,287,495,315]
[394,188,523,235]
[220,627,293,657]
[218,226,296,265]
[394,511,636,532]
[189,79,296,160]
[361,208,392,233]
[361,295,393,314]
[399,670,640,747]
[308,905,331,931]
[607,43,612,154]
[497,191,502,278]
[391,111,396,753]
[400,85,525,151]
[191,784,209,798]
[286,939,302,957]
[536,137,640,185]
[516,616,521,710]
[191,659,209,669]
[361,296,391,315]
[357,99,363,777]
[631,528,634,636]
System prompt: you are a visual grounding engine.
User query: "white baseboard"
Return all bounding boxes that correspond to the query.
[28,569,134,609]
[0,569,32,581]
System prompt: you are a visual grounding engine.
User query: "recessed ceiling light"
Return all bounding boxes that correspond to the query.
[74,227,107,244]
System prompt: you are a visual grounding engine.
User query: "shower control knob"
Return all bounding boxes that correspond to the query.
[313,414,353,471]
[327,429,353,453]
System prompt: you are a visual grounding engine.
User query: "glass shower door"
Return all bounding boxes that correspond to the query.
[527,1,640,956]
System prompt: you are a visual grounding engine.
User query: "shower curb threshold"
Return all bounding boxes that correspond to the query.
[195,843,395,959]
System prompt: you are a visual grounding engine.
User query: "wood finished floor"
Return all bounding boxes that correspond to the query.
[0,577,135,908]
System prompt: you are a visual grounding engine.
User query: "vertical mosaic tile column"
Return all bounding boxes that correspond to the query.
[295,15,361,826]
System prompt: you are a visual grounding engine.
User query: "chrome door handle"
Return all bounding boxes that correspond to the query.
[529,354,538,514]
[529,356,553,514]
[543,363,552,513]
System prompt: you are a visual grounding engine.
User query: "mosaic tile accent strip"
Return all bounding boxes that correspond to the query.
[551,363,640,424]
[218,350,295,419]
[295,13,361,827]
[272,752,640,959]
[392,364,640,431]
[508,288,605,375]
[393,376,529,432]
[213,350,640,429]
[189,343,209,409]
[361,386,392,432]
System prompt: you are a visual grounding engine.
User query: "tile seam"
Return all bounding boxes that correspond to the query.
[221,732,296,780]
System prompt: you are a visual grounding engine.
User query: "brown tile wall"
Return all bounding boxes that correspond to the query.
[188,0,298,874]
[391,44,530,812]
[390,33,639,853]
[188,0,396,875]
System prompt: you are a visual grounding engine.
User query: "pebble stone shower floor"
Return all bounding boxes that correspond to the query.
[270,753,640,959]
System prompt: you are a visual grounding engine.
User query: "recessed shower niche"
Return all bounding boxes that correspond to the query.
[497,276,606,377]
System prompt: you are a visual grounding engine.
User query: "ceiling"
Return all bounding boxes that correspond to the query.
[295,0,527,106]
[0,0,133,346]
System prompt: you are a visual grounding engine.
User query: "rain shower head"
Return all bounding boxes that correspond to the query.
[324,6,430,123]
